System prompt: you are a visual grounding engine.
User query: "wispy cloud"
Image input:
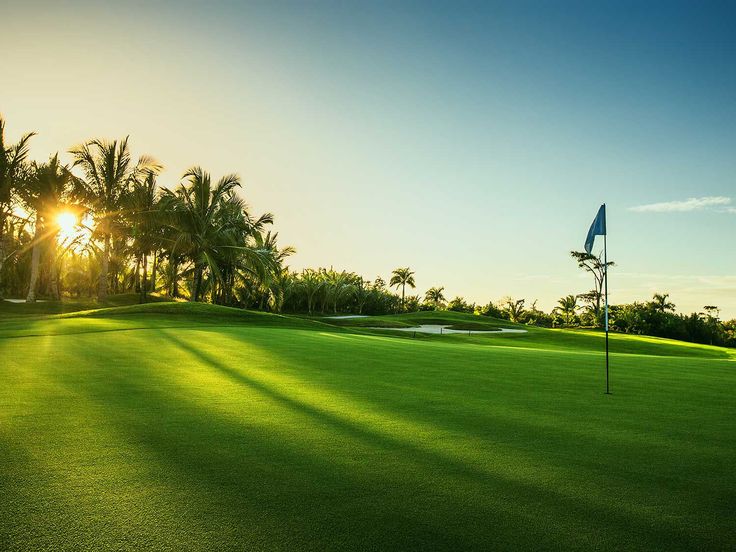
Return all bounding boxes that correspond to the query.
[629,196,732,213]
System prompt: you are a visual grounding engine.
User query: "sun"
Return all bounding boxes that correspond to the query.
[55,211,78,241]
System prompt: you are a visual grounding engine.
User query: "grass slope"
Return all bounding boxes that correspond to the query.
[318,309,509,330]
[0,302,329,339]
[0,293,172,318]
[1,304,734,551]
[326,310,734,359]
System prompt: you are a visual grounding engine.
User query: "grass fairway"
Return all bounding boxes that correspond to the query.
[1,304,734,550]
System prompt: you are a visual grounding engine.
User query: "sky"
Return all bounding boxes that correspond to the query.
[2,0,735,317]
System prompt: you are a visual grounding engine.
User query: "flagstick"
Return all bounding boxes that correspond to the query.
[604,229,610,395]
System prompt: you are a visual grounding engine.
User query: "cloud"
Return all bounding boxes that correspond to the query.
[629,196,732,213]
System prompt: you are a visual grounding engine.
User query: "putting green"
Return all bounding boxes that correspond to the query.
[1,303,734,550]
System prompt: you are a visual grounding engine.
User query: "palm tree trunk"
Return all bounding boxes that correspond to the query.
[225,274,233,305]
[48,241,60,300]
[134,256,141,293]
[140,254,148,303]
[25,219,43,303]
[193,264,203,302]
[150,250,157,293]
[171,261,179,298]
[401,283,405,311]
[0,219,6,299]
[98,233,110,302]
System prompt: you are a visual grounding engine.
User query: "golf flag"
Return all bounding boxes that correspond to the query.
[584,204,606,254]
[583,203,611,394]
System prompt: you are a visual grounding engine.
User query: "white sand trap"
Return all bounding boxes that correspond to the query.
[327,315,369,319]
[367,324,527,335]
[3,298,47,303]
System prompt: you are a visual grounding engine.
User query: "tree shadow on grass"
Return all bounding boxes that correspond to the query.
[52,334,481,550]
[35,328,588,551]
[6,322,732,550]
[8,326,723,551]
[149,329,707,551]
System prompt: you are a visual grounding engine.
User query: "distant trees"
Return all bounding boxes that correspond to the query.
[609,294,734,347]
[275,269,401,315]
[424,286,446,310]
[1,113,733,350]
[126,170,161,302]
[478,300,505,318]
[447,296,474,313]
[298,269,323,314]
[0,116,35,297]
[403,294,421,312]
[524,300,554,327]
[502,297,526,323]
[651,293,675,314]
[475,297,552,327]
[554,294,578,326]
[570,250,614,323]
[19,155,76,302]
[390,267,416,311]
[70,138,161,301]
[164,167,256,302]
[0,117,293,305]
[326,270,355,314]
[478,289,734,347]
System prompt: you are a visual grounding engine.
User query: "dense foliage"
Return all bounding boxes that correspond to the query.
[0,115,733,347]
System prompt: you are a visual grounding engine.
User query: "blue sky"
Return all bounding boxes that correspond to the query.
[2,0,735,316]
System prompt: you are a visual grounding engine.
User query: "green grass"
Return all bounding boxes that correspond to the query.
[320,310,508,330]
[1,303,734,550]
[0,293,172,319]
[326,311,733,359]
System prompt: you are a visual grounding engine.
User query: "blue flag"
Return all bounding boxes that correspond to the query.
[584,204,606,254]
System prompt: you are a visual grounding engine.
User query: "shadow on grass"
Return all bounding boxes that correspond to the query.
[150,329,704,550]
[6,326,728,550]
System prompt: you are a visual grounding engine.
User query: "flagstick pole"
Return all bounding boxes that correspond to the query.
[604,230,610,395]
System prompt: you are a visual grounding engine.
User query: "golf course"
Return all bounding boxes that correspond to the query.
[1,300,734,551]
[3,1,736,549]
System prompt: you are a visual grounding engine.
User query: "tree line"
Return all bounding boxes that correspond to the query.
[1,117,290,306]
[1,115,733,347]
[0,116,452,313]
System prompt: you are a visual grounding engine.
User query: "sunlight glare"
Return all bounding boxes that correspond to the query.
[56,211,78,241]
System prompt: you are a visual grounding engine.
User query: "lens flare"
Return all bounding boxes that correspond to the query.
[55,211,78,241]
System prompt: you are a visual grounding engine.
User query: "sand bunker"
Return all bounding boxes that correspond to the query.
[367,324,527,335]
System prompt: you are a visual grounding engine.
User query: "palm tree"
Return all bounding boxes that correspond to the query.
[19,155,76,302]
[266,267,295,313]
[163,167,274,303]
[0,115,35,297]
[390,267,416,311]
[214,194,277,306]
[503,297,526,323]
[70,137,160,301]
[126,171,161,302]
[299,269,324,314]
[651,293,675,314]
[255,231,295,310]
[570,251,615,319]
[353,277,370,314]
[555,294,578,326]
[326,270,355,314]
[424,286,446,310]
